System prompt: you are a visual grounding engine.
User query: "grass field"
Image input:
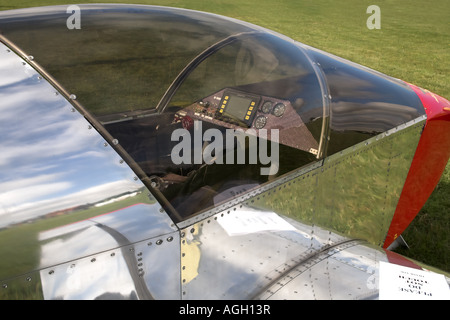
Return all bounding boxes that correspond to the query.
[0,0,448,272]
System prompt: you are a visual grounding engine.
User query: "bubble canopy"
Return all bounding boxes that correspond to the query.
[0,4,424,221]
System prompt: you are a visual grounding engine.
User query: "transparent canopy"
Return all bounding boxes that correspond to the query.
[0,4,423,221]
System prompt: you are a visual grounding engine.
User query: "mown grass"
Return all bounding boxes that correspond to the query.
[0,0,448,271]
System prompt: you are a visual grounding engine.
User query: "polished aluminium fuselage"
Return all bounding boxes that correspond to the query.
[0,5,448,300]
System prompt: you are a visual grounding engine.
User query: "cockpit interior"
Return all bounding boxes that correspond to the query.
[98,32,324,219]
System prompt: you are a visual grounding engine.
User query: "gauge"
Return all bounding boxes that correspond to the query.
[272,103,286,117]
[254,115,267,129]
[260,101,273,114]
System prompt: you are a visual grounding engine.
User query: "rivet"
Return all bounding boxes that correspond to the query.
[156,239,163,245]
[167,236,173,242]
[190,228,195,233]
[48,270,54,275]
[91,258,96,263]
[2,284,7,289]
[26,277,31,282]
[112,139,118,145]
[69,94,76,100]
[104,142,108,147]
[28,55,34,61]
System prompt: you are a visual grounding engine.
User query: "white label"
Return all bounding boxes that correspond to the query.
[379,261,450,300]
[218,209,296,236]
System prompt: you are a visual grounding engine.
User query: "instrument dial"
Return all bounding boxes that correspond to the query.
[254,115,267,129]
[272,103,286,117]
[261,101,273,114]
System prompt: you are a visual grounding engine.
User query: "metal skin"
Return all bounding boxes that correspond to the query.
[179,117,425,299]
[0,42,179,299]
[0,5,449,300]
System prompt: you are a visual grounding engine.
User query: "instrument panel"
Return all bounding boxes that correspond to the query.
[173,88,319,155]
[175,89,292,129]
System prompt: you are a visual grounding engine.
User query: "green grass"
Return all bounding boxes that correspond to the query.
[0,0,448,272]
[2,0,448,99]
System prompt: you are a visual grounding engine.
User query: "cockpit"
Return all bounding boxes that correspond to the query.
[0,4,423,222]
[99,31,324,220]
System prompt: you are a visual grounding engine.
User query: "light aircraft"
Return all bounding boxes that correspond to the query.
[0,4,449,300]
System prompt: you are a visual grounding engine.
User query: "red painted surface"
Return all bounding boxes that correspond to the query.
[384,84,450,248]
[384,249,422,270]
